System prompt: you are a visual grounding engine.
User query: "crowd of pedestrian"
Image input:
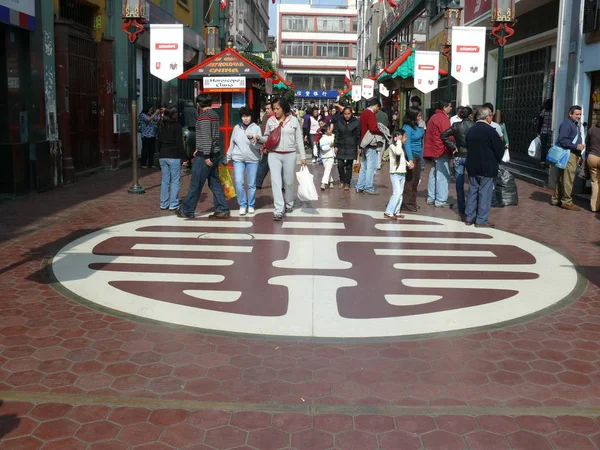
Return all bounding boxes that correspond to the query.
[145,92,597,225]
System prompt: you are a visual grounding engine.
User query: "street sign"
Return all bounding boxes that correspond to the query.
[451,26,487,85]
[203,77,247,93]
[352,85,362,102]
[361,79,374,99]
[414,51,440,94]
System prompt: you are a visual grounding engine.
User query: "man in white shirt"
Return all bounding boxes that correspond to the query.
[450,106,464,125]
[483,102,504,140]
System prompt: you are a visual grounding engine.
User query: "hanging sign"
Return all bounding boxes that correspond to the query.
[361,79,375,99]
[379,84,389,97]
[414,50,440,94]
[352,84,362,102]
[150,24,184,82]
[203,77,246,93]
[451,26,486,85]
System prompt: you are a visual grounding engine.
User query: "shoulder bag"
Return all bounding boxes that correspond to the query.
[547,133,578,169]
[264,117,286,151]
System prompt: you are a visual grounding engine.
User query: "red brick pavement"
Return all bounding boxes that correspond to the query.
[1,165,599,449]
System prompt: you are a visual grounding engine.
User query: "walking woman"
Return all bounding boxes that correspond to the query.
[304,107,321,163]
[139,106,160,168]
[401,107,425,212]
[333,107,360,190]
[586,119,600,212]
[441,106,475,218]
[157,106,185,210]
[259,97,307,221]
[384,130,413,219]
[226,106,262,215]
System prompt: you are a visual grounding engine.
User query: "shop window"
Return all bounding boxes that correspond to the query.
[584,0,599,33]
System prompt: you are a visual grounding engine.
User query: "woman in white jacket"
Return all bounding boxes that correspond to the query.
[384,130,414,219]
[226,106,262,215]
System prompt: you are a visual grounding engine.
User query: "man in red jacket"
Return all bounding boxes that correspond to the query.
[424,100,453,207]
[356,97,382,195]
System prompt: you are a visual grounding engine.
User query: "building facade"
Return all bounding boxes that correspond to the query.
[276,1,357,107]
[227,0,270,52]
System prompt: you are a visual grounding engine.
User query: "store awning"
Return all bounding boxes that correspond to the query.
[178,48,271,80]
[273,71,292,90]
[377,48,448,83]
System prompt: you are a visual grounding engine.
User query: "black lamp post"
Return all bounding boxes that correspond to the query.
[442,0,463,104]
[491,0,516,112]
[121,0,149,195]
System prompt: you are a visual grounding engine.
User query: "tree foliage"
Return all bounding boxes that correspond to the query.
[241,52,296,105]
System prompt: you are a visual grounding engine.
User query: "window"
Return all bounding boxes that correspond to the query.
[317,16,351,32]
[281,42,314,57]
[282,15,313,32]
[316,43,350,58]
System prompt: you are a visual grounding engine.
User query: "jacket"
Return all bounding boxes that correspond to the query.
[196,109,221,158]
[557,118,582,154]
[157,123,185,160]
[465,121,505,178]
[226,123,262,162]
[388,142,407,174]
[259,115,306,160]
[360,123,391,150]
[423,109,451,158]
[333,116,360,160]
[441,119,474,158]
[360,108,381,140]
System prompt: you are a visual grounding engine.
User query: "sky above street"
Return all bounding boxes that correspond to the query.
[268,0,349,35]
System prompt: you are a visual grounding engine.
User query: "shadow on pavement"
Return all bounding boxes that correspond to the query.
[0,401,21,439]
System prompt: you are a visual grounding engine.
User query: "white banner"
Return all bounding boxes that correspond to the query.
[150,24,184,82]
[414,51,440,94]
[351,85,362,102]
[451,26,486,85]
[361,79,375,99]
[379,84,389,97]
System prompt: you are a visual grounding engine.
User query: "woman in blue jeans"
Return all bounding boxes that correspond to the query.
[226,106,262,215]
[157,107,185,210]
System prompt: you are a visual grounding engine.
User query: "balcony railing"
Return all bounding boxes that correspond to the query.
[380,0,418,39]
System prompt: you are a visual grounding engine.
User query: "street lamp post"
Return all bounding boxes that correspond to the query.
[491,0,516,112]
[121,0,149,195]
[442,1,463,104]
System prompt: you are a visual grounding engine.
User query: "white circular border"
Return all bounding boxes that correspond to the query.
[51,208,579,339]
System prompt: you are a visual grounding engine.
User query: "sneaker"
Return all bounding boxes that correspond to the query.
[248,207,255,215]
[475,222,495,228]
[364,190,380,195]
[176,210,194,219]
[160,206,168,210]
[329,182,334,189]
[312,159,317,163]
[285,207,293,213]
[383,213,397,220]
[239,207,247,216]
[435,203,453,208]
[321,183,326,191]
[356,189,364,194]
[208,211,230,220]
[141,165,148,169]
[426,201,435,205]
[273,214,283,221]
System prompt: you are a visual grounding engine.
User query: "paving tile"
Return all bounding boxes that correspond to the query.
[204,426,247,449]
[313,414,353,433]
[378,430,422,450]
[354,414,395,433]
[40,437,87,450]
[291,429,334,450]
[117,422,161,445]
[247,427,289,450]
[75,421,120,442]
[231,411,271,430]
[421,430,466,450]
[507,430,554,450]
[464,431,510,450]
[271,413,312,432]
[33,418,79,441]
[160,423,206,447]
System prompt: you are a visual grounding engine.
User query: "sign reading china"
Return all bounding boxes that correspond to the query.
[361,79,375,100]
[150,24,184,82]
[464,0,492,24]
[203,77,246,93]
[193,50,264,77]
[414,51,440,94]
[352,84,362,102]
[451,26,487,85]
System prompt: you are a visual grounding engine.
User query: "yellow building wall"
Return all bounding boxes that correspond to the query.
[174,0,193,27]
[151,0,162,5]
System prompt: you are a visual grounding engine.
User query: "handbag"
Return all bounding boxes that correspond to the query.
[528,136,542,160]
[218,165,236,200]
[352,160,361,173]
[547,133,578,169]
[264,118,285,151]
[296,166,318,201]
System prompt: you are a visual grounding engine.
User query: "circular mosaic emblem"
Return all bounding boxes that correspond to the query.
[52,209,578,339]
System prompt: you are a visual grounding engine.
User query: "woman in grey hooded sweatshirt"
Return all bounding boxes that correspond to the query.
[226,106,262,215]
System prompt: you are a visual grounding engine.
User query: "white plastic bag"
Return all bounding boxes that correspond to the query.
[296,166,319,201]
[528,136,542,160]
[502,148,510,163]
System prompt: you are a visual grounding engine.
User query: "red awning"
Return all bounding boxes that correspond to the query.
[178,48,271,80]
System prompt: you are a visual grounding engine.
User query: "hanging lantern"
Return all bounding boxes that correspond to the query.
[491,0,516,23]
[443,0,463,46]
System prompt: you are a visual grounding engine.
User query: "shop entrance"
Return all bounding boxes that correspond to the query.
[68,33,100,171]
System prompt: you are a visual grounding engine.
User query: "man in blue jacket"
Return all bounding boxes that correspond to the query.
[551,105,584,211]
[464,107,505,227]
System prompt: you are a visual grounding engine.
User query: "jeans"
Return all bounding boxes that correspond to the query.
[181,155,229,216]
[385,173,406,216]
[427,154,451,206]
[159,158,181,209]
[466,175,495,225]
[141,136,156,167]
[233,160,258,209]
[337,159,353,186]
[356,147,378,192]
[268,151,296,215]
[255,153,270,188]
[454,156,467,214]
